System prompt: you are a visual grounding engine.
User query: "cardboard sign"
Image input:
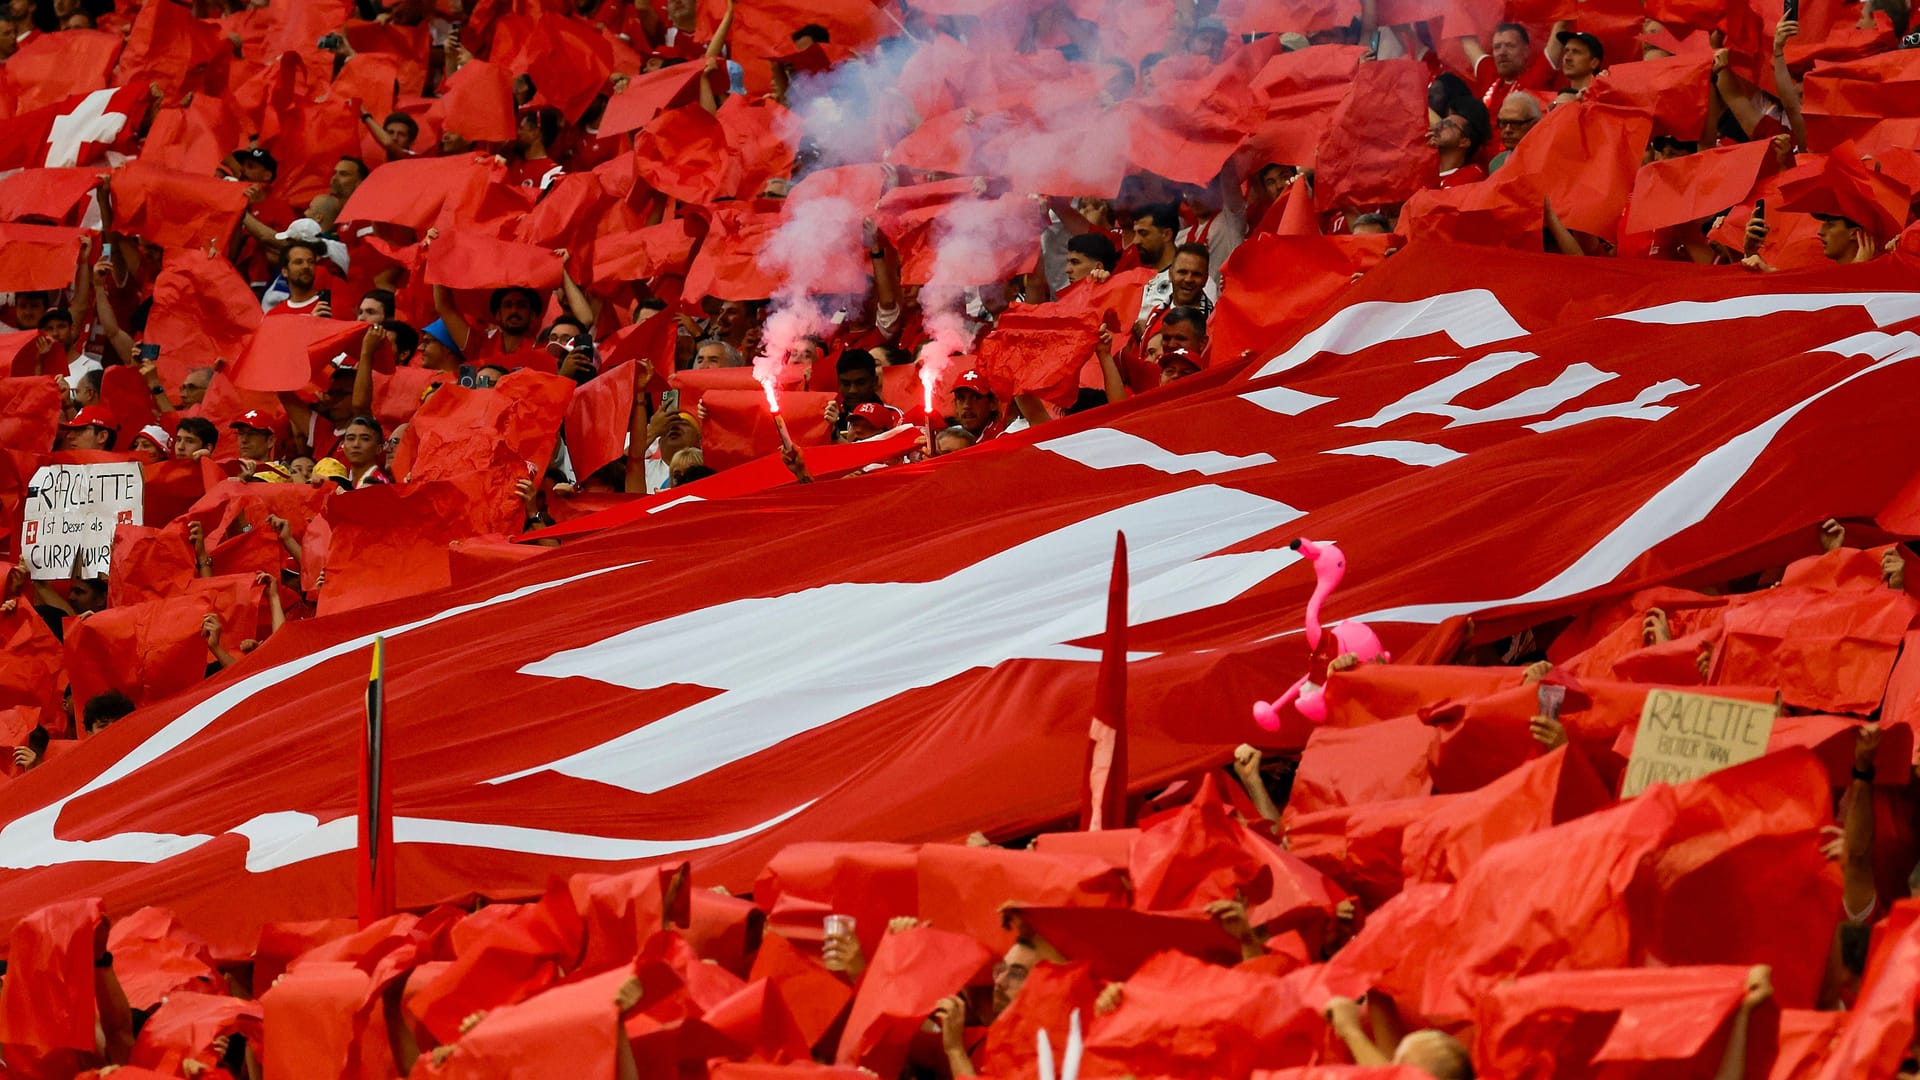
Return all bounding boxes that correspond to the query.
[19,462,144,580]
[1621,688,1777,797]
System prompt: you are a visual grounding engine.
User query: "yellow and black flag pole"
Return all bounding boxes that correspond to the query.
[356,636,396,926]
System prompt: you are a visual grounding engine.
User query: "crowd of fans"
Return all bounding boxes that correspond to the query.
[2,0,1920,1071]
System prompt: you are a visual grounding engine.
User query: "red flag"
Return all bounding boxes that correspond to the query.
[9,248,1920,956]
[1081,531,1129,831]
[1800,50,1920,150]
[0,898,105,1056]
[1313,59,1431,212]
[0,375,62,453]
[598,65,705,137]
[109,162,250,251]
[699,389,835,471]
[107,908,224,1012]
[390,369,575,491]
[1473,966,1750,1077]
[1209,234,1391,365]
[563,360,639,480]
[1589,53,1716,141]
[425,231,565,292]
[1624,140,1776,236]
[337,154,493,233]
[834,927,992,1078]
[1497,101,1653,240]
[490,13,616,120]
[683,206,784,301]
[429,60,518,144]
[1777,145,1913,242]
[1239,47,1367,178]
[64,575,262,708]
[697,0,897,61]
[0,580,64,719]
[976,309,1100,408]
[144,250,266,388]
[0,168,102,225]
[1078,951,1321,1077]
[590,219,703,284]
[631,104,737,205]
[0,223,85,292]
[1817,900,1920,1078]
[227,316,370,395]
[318,476,518,614]
[0,31,123,113]
[118,0,232,98]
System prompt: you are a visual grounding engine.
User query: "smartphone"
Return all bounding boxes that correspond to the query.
[458,364,478,388]
[1783,0,1798,19]
[1537,683,1566,722]
[661,389,681,414]
[318,289,333,307]
[1368,27,1382,53]
[135,342,161,362]
[1752,199,1766,221]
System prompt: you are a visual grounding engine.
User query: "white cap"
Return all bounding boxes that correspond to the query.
[137,423,171,451]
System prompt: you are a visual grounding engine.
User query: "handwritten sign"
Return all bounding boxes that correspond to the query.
[19,462,143,580]
[1620,688,1776,797]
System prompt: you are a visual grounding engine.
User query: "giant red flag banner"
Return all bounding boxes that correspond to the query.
[3,246,1920,954]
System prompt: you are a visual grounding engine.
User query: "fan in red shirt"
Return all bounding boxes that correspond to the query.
[1461,23,1557,126]
[263,241,334,318]
[504,108,565,194]
[1429,105,1491,189]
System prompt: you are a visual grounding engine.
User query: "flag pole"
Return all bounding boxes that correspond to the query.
[357,636,396,926]
[1080,532,1129,831]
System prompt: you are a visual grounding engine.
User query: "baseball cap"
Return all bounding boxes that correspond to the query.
[952,370,992,396]
[135,423,172,452]
[664,409,701,432]
[1554,30,1604,62]
[275,218,324,242]
[848,402,901,429]
[229,409,280,434]
[59,404,118,430]
[250,461,293,484]
[1158,347,1204,372]
[234,147,278,177]
[311,457,350,480]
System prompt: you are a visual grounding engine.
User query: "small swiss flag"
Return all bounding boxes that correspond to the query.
[22,521,37,545]
[0,82,150,172]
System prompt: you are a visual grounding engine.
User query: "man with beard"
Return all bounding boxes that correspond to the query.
[1462,23,1553,124]
[264,241,331,317]
[433,285,543,365]
[1130,203,1184,326]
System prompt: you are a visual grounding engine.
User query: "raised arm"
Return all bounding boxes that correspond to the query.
[1841,724,1880,922]
[431,282,474,352]
[698,0,735,115]
[557,253,601,330]
[1712,966,1772,1080]
[91,259,136,365]
[352,324,388,417]
[1772,20,1809,151]
[1324,998,1392,1065]
[1094,326,1128,405]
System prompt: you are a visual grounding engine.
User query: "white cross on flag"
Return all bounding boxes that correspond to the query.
[0,83,149,173]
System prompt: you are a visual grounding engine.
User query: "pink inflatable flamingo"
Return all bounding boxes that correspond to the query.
[1253,539,1390,731]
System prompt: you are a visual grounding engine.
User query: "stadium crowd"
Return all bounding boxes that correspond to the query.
[3,0,1920,1071]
